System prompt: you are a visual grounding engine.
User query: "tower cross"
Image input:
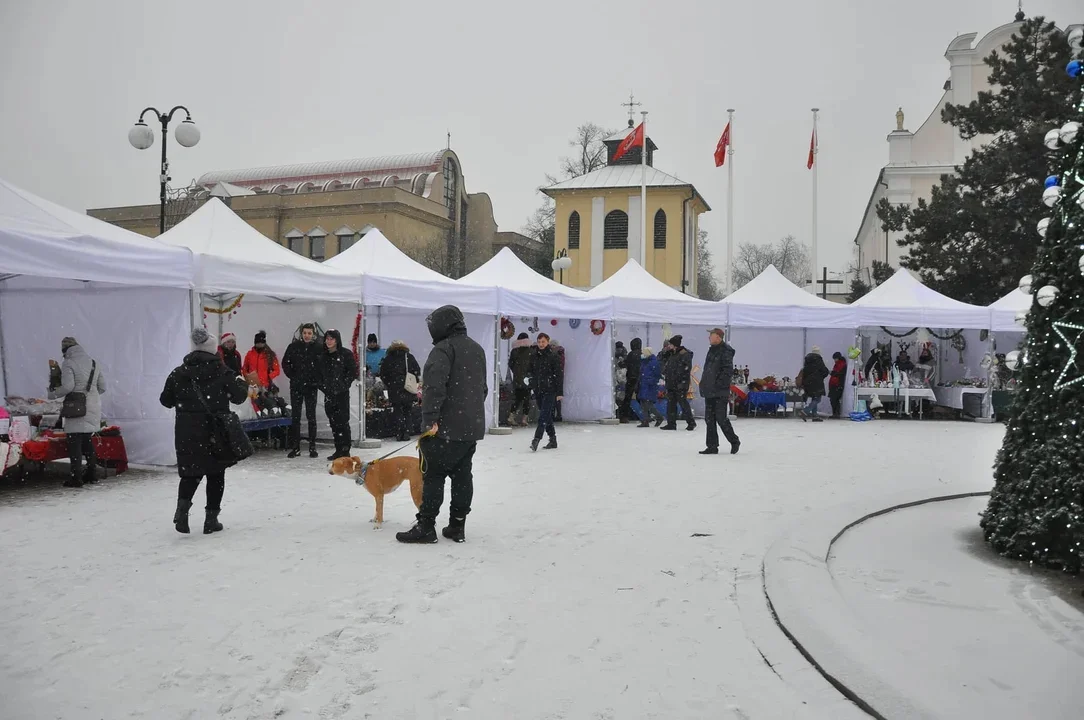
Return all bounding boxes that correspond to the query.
[621,92,642,126]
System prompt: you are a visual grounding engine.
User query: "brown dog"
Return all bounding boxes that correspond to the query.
[328,455,423,528]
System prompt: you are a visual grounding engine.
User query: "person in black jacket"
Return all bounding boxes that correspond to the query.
[377,340,421,441]
[661,335,696,431]
[527,332,564,452]
[799,346,831,422]
[397,305,488,544]
[160,327,249,535]
[699,328,740,454]
[318,328,357,460]
[506,333,534,426]
[620,337,642,423]
[282,323,322,458]
[217,332,242,376]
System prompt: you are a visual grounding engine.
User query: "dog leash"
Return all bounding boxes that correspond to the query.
[358,428,438,484]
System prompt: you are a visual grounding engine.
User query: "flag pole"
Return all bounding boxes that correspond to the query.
[726,108,735,296]
[811,107,819,294]
[640,110,648,267]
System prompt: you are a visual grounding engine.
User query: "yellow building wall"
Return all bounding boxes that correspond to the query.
[551,193,594,287]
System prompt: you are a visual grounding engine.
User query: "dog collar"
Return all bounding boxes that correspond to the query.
[355,461,372,485]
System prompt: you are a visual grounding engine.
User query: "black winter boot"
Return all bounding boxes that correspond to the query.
[63,470,83,488]
[442,516,466,543]
[530,438,540,452]
[174,499,193,534]
[287,447,301,458]
[543,438,557,450]
[204,509,223,534]
[396,516,437,544]
[82,464,99,484]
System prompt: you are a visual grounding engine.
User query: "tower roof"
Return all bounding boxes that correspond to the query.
[542,165,710,211]
[197,150,449,190]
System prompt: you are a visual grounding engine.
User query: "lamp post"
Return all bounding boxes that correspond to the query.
[552,248,572,285]
[128,106,201,235]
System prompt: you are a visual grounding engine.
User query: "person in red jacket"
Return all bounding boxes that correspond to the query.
[242,330,281,389]
[828,351,848,419]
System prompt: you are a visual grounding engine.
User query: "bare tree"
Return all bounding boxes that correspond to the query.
[731,235,811,289]
[401,236,448,275]
[696,229,722,301]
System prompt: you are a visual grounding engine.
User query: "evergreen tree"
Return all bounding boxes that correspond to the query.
[981,28,1084,574]
[877,18,1076,305]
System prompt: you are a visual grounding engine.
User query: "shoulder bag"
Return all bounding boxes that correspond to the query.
[61,360,96,419]
[191,378,254,464]
[403,353,420,394]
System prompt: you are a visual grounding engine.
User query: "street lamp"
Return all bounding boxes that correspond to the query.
[552,248,572,285]
[128,106,200,234]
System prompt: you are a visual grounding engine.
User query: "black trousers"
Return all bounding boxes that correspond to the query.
[324,391,352,452]
[666,390,694,427]
[418,437,476,521]
[179,471,225,511]
[829,386,844,417]
[391,398,413,438]
[534,392,557,441]
[289,384,319,451]
[68,432,95,478]
[704,397,739,449]
[510,387,531,417]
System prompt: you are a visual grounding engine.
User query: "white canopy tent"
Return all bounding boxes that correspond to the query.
[325,229,499,434]
[0,178,196,465]
[459,248,614,422]
[852,268,991,329]
[990,288,1030,333]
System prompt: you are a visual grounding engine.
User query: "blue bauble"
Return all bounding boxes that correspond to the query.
[1045,175,1059,188]
[1068,60,1082,78]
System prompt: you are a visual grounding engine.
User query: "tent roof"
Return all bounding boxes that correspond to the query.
[0,177,194,289]
[588,259,701,303]
[722,264,855,328]
[324,227,452,283]
[989,287,1030,332]
[460,248,585,297]
[157,198,359,301]
[852,268,990,329]
[587,259,724,324]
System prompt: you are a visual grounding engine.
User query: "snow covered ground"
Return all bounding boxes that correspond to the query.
[0,419,1005,719]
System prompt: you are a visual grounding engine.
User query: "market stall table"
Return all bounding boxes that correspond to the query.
[747,391,787,417]
[855,387,937,419]
[932,386,988,415]
[19,431,129,474]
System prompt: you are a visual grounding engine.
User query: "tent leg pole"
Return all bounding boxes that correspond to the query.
[0,289,10,400]
[490,314,511,435]
[600,320,619,425]
[357,305,380,449]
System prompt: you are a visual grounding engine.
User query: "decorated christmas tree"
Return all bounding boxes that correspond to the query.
[982,24,1084,573]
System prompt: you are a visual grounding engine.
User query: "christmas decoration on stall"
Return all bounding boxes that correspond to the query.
[550,318,558,326]
[983,24,1084,574]
[500,317,516,340]
[202,294,245,317]
[568,318,582,329]
[590,320,606,335]
[351,311,363,379]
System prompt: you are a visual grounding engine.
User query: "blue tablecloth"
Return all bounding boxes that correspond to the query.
[747,391,786,412]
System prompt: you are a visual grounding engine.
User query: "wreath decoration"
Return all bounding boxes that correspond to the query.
[203,294,245,315]
[568,318,582,329]
[500,317,516,340]
[590,319,606,336]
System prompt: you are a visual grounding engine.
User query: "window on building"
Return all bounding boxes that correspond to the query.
[338,234,357,252]
[309,236,325,262]
[442,157,458,215]
[285,229,305,254]
[568,211,581,249]
[653,209,667,249]
[603,210,628,249]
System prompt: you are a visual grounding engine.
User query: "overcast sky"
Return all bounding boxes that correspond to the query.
[1,0,1078,283]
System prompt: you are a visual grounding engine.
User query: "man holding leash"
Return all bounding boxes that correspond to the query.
[397,305,487,544]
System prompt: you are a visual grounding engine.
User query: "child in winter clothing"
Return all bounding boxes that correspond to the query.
[636,347,664,427]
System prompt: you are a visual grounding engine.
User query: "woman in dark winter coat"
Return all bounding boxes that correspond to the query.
[160,327,249,534]
[636,347,664,427]
[828,351,848,419]
[661,335,696,431]
[798,346,831,422]
[506,333,533,426]
[377,340,421,441]
[217,333,243,376]
[620,337,642,422]
[318,328,358,460]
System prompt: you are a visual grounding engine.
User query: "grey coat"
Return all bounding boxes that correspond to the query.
[49,344,107,434]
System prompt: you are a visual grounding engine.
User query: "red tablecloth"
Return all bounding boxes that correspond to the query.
[20,434,128,473]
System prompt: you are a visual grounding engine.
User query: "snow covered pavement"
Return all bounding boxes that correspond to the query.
[0,420,1004,719]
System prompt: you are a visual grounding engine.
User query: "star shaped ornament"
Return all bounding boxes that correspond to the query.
[1053,319,1084,390]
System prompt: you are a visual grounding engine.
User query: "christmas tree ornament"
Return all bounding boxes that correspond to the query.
[568,318,581,329]
[1042,185,1064,207]
[1052,319,1084,390]
[1079,254,1084,276]
[1037,217,1051,237]
[1045,175,1060,188]
[1036,285,1060,307]
[1019,274,1034,294]
[1044,128,1062,149]
[1014,310,1029,325]
[1060,121,1081,144]
[1067,59,1082,78]
[1004,350,1021,371]
[1069,26,1084,51]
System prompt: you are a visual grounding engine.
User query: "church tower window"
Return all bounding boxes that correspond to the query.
[603,210,628,249]
[568,211,581,249]
[653,209,667,249]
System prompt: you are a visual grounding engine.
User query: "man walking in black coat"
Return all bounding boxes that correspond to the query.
[699,328,740,455]
[528,332,563,452]
[397,305,488,544]
[282,323,322,458]
[661,335,696,431]
[620,337,642,423]
[318,328,357,460]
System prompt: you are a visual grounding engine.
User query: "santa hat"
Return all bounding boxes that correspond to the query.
[220,332,236,344]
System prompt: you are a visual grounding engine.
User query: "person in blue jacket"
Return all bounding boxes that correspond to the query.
[364,334,387,375]
[636,347,665,427]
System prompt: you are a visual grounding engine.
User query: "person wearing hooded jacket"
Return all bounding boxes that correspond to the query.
[798,346,831,422]
[636,347,664,427]
[661,335,696,431]
[828,351,848,419]
[377,340,421,441]
[282,323,321,458]
[160,327,248,534]
[619,337,643,423]
[506,332,533,426]
[397,305,488,545]
[48,337,107,487]
[318,329,357,460]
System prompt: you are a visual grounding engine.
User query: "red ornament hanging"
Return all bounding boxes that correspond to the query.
[590,320,606,336]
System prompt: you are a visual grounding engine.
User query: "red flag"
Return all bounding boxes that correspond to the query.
[714,122,731,167]
[612,122,644,163]
[807,129,816,169]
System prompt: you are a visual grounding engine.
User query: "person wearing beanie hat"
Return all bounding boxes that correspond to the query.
[799,345,831,422]
[48,335,107,487]
[242,329,280,390]
[365,333,386,375]
[217,332,242,375]
[506,331,534,426]
[811,345,822,355]
[160,327,250,534]
[828,351,848,419]
[661,336,696,431]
